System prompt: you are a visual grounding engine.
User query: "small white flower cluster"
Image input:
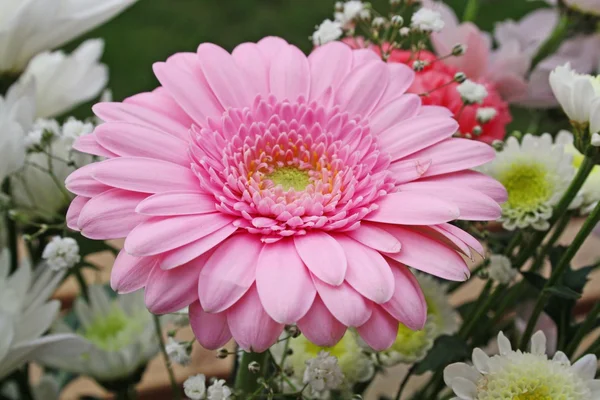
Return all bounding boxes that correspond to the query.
[303,351,345,394]
[312,20,343,46]
[165,337,191,366]
[312,1,369,46]
[487,254,517,284]
[457,79,488,104]
[25,117,93,150]
[476,107,498,123]
[183,374,232,400]
[42,236,80,271]
[411,8,445,32]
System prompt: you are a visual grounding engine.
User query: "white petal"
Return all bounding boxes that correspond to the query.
[472,348,490,374]
[497,331,512,355]
[530,331,546,355]
[444,363,481,386]
[552,351,571,366]
[451,377,478,399]
[572,354,598,381]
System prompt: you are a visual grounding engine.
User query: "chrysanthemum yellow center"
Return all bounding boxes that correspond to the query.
[82,306,145,351]
[391,323,428,353]
[513,387,551,400]
[267,166,311,191]
[498,162,553,211]
[304,339,345,359]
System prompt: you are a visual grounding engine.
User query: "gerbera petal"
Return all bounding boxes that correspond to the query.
[389,158,432,185]
[436,223,485,257]
[313,277,372,327]
[73,134,117,158]
[110,250,157,294]
[124,213,235,256]
[256,240,316,324]
[365,191,460,225]
[66,196,89,231]
[232,43,269,96]
[378,63,416,106]
[65,164,110,197]
[269,44,310,101]
[336,60,389,117]
[308,41,353,100]
[91,157,200,194]
[124,87,195,130]
[369,94,421,135]
[356,306,398,351]
[256,36,289,61]
[227,285,284,353]
[189,301,232,350]
[294,232,347,286]
[336,236,394,304]
[381,262,427,330]
[345,223,401,253]
[136,191,217,216]
[199,234,262,313]
[419,170,508,203]
[297,296,346,347]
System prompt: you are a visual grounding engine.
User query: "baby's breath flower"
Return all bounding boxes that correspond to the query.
[592,132,600,147]
[184,374,206,400]
[207,379,232,400]
[165,337,191,366]
[399,27,410,36]
[457,79,488,104]
[372,16,386,28]
[61,117,94,142]
[488,254,516,284]
[452,43,467,56]
[312,19,343,46]
[303,351,344,394]
[334,1,365,28]
[411,8,444,32]
[476,107,498,123]
[25,119,60,150]
[42,236,80,271]
[391,15,403,26]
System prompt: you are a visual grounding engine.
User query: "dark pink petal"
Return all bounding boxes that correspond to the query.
[384,226,470,281]
[419,170,508,203]
[294,232,347,286]
[336,236,394,304]
[227,285,284,353]
[199,234,262,313]
[94,122,189,166]
[65,164,110,197]
[313,276,372,327]
[136,191,217,216]
[92,157,200,194]
[381,262,427,330]
[336,61,389,117]
[269,44,310,101]
[110,250,157,294]
[66,196,89,231]
[297,296,346,347]
[161,224,238,270]
[365,192,460,225]
[256,240,316,324]
[308,42,352,100]
[73,134,117,158]
[356,306,398,351]
[346,223,401,253]
[78,189,148,239]
[189,301,232,350]
[124,213,235,256]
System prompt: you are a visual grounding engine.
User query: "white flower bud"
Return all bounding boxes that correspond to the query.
[592,132,600,147]
[472,125,483,136]
[372,16,386,28]
[399,27,411,36]
[454,72,467,83]
[457,79,488,104]
[452,43,467,56]
[391,15,404,26]
[477,107,498,123]
[411,8,445,32]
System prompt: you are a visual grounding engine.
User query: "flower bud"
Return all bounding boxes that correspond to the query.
[248,361,261,374]
[216,348,229,359]
[451,44,467,56]
[454,72,467,83]
[391,15,403,26]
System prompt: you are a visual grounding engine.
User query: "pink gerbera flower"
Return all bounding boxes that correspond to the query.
[66,37,506,352]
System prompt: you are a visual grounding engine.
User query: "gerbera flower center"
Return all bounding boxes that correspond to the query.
[498,161,553,211]
[82,306,145,351]
[266,166,311,192]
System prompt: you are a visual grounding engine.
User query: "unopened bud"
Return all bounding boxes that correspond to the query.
[399,27,410,36]
[472,125,483,136]
[452,44,467,56]
[335,1,344,11]
[412,60,427,72]
[492,140,505,151]
[372,17,386,28]
[216,348,229,359]
[391,15,403,26]
[284,366,295,376]
[248,361,261,374]
[464,133,473,139]
[286,325,301,338]
[511,131,523,140]
[390,0,401,5]
[454,72,467,83]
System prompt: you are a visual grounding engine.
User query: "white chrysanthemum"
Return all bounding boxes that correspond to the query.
[0,0,136,73]
[379,273,458,365]
[303,351,345,395]
[479,134,578,231]
[476,107,498,124]
[271,331,373,396]
[42,236,80,271]
[207,379,232,400]
[47,285,160,382]
[487,254,516,284]
[556,130,600,213]
[11,117,96,219]
[184,374,207,400]
[457,80,488,104]
[550,64,600,124]
[0,250,88,379]
[18,39,108,118]
[334,1,365,27]
[165,337,191,366]
[312,19,343,46]
[444,331,600,399]
[411,8,445,32]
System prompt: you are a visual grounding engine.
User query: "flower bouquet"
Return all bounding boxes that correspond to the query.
[0,0,599,399]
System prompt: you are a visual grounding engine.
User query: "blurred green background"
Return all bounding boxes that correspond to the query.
[67,0,548,116]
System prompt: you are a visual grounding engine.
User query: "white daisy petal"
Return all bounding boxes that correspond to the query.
[472,348,490,374]
[451,377,478,399]
[497,332,512,355]
[530,331,547,355]
[572,354,598,381]
[444,363,481,386]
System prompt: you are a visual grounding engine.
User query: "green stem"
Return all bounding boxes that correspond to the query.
[235,350,269,396]
[74,268,90,302]
[458,281,493,338]
[2,179,18,274]
[114,386,136,400]
[564,300,600,357]
[12,368,34,400]
[462,0,480,22]
[529,14,570,73]
[394,364,416,400]
[153,315,181,400]
[519,199,600,350]
[530,210,574,273]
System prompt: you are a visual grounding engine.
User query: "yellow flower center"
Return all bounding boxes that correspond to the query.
[498,162,553,211]
[513,387,552,400]
[391,323,428,354]
[82,305,145,351]
[267,166,311,191]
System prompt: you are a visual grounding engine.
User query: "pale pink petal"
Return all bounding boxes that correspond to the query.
[94,122,189,166]
[389,158,432,185]
[365,192,460,225]
[232,43,269,96]
[432,23,490,80]
[256,240,316,323]
[422,225,472,258]
[189,301,232,350]
[124,87,194,130]
[294,232,347,286]
[377,63,416,107]
[419,170,508,203]
[351,48,380,67]
[136,191,217,216]
[73,134,117,158]
[313,277,372,327]
[66,196,89,231]
[78,189,148,239]
[269,45,310,101]
[346,223,401,254]
[381,262,427,330]
[336,61,389,117]
[369,94,421,135]
[256,36,289,61]
[308,42,353,100]
[384,226,470,281]
[65,164,110,197]
[297,296,346,347]
[124,213,234,256]
[418,105,454,118]
[161,224,238,270]
[199,234,262,313]
[110,250,157,294]
[91,157,200,193]
[227,285,284,352]
[356,306,398,351]
[336,235,394,304]
[437,223,485,256]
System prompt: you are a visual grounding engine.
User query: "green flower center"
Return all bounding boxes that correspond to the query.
[304,339,346,359]
[513,387,551,400]
[267,166,310,191]
[498,162,553,211]
[391,323,428,354]
[82,306,145,351]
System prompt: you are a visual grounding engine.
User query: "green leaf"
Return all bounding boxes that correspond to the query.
[414,335,469,375]
[545,285,582,300]
[522,272,547,291]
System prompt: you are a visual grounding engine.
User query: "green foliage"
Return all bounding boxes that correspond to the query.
[413,335,469,375]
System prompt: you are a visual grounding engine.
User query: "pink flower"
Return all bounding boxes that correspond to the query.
[65,37,506,352]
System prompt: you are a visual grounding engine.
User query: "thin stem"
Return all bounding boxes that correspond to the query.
[394,365,416,400]
[114,386,136,400]
[530,210,574,273]
[529,14,570,74]
[462,0,480,22]
[74,268,90,302]
[447,262,486,293]
[458,281,494,338]
[153,315,181,400]
[564,301,600,357]
[235,351,269,396]
[2,179,18,274]
[14,368,34,400]
[519,199,600,350]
